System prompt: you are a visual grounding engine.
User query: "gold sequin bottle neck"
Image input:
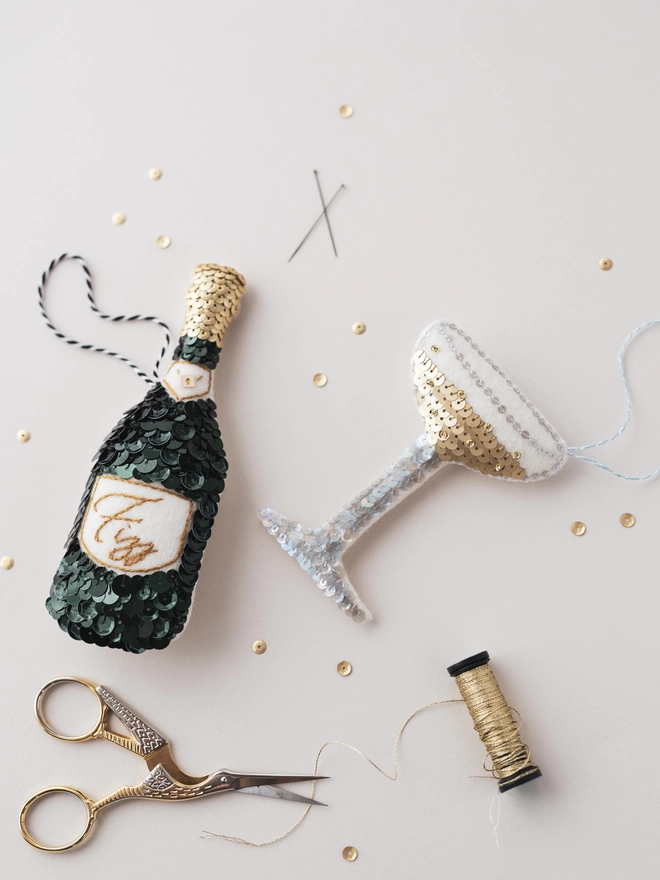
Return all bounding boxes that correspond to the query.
[180,264,247,349]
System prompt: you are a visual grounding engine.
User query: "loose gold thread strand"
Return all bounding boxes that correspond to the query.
[489,792,502,851]
[201,699,463,847]
[454,665,532,782]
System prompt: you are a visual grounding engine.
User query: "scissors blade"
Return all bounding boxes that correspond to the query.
[234,774,327,789]
[237,785,327,807]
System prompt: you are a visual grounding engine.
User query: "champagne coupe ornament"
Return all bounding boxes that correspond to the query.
[259,320,567,623]
[46,264,246,653]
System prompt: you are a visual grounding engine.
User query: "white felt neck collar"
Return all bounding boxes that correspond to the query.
[162,360,214,402]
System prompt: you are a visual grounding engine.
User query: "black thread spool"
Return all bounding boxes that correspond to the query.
[448,651,542,793]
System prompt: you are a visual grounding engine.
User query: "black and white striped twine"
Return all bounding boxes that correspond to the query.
[38,253,170,385]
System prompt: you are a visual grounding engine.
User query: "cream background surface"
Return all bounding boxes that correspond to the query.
[1,2,659,878]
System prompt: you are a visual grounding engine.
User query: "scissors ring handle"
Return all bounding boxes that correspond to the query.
[19,786,96,852]
[35,677,103,742]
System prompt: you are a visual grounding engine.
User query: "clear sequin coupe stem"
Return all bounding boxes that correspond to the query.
[259,320,568,623]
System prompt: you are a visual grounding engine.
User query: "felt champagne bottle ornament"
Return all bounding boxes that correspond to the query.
[45,262,246,653]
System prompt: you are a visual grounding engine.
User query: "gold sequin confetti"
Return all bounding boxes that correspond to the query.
[112,213,126,225]
[571,521,586,536]
[157,235,171,249]
[512,450,521,460]
[339,105,354,118]
[352,322,366,335]
[620,512,636,528]
[17,429,30,443]
[599,258,613,271]
[0,556,14,570]
[342,846,358,862]
[337,661,352,676]
[252,640,267,654]
[431,345,439,353]
[313,373,328,387]
[148,168,162,180]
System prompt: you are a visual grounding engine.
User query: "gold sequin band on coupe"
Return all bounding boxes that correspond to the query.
[448,651,542,793]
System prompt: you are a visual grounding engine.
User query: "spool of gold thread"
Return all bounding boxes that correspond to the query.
[448,651,541,793]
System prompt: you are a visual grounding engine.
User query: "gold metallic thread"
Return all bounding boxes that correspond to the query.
[205,661,538,849]
[453,663,537,786]
[203,698,461,848]
[180,264,247,348]
[414,351,526,479]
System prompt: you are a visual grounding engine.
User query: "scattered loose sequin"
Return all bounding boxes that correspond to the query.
[599,258,613,271]
[620,512,635,528]
[571,521,586,536]
[337,661,352,676]
[252,640,267,654]
[352,322,366,335]
[157,236,171,249]
[342,846,358,862]
[148,168,162,180]
[112,213,126,225]
[17,429,31,442]
[1,556,14,570]
[339,105,354,118]
[313,373,328,387]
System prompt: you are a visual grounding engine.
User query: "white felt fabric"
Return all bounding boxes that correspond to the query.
[162,361,213,401]
[79,475,196,574]
[413,321,567,480]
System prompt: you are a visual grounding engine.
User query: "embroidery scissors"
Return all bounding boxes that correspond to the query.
[20,677,327,852]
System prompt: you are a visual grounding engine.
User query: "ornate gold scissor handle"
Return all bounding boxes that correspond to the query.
[20,676,162,852]
[20,786,98,853]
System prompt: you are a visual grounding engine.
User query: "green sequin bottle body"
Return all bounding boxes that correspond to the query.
[46,265,246,653]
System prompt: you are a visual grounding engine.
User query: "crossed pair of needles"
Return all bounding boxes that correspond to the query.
[288,171,345,262]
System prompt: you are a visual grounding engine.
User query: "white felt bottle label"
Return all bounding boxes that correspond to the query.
[79,475,194,573]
